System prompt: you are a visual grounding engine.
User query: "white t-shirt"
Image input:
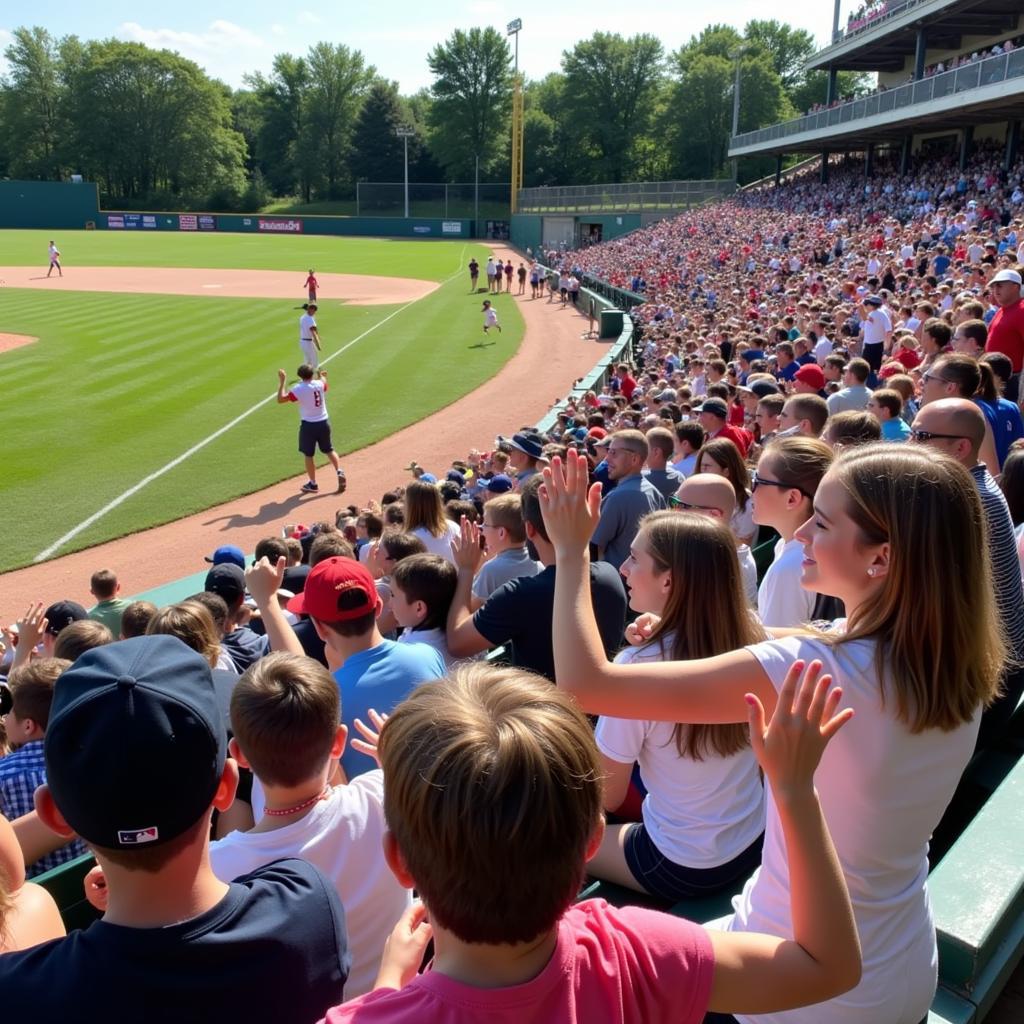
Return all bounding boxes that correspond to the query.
[397,626,453,667]
[736,544,758,607]
[289,379,329,422]
[862,307,892,347]
[730,499,755,545]
[209,770,411,999]
[48,243,59,261]
[813,336,834,362]
[757,537,814,627]
[595,641,764,869]
[411,520,461,563]
[723,633,980,1024]
[484,307,499,327]
[299,312,317,340]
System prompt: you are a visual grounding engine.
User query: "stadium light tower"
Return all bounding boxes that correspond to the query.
[507,18,524,216]
[396,127,415,218]
[729,47,749,183]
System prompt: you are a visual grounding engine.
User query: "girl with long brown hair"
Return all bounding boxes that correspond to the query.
[543,445,1004,1024]
[403,480,461,563]
[589,511,766,901]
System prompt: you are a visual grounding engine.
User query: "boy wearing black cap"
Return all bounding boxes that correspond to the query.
[204,563,268,673]
[0,635,349,1022]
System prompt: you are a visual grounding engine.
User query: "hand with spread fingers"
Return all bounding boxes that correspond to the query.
[538,451,602,557]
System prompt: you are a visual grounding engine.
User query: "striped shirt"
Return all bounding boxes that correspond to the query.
[0,740,88,876]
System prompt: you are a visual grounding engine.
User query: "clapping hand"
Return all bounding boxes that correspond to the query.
[452,516,484,574]
[538,452,601,556]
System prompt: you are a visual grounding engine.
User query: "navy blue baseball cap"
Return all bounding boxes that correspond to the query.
[44,635,227,849]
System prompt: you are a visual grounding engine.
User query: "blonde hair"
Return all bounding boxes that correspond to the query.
[638,512,765,758]
[146,601,222,668]
[830,445,1005,732]
[485,493,526,543]
[380,663,602,944]
[403,479,447,538]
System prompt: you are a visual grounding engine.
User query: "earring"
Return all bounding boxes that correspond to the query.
[867,567,876,576]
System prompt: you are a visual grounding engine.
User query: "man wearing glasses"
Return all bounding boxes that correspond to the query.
[590,430,665,570]
[911,398,1024,749]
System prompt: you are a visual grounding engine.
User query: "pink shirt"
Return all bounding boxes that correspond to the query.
[319,900,714,1024]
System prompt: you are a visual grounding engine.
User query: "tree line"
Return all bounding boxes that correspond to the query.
[0,22,866,210]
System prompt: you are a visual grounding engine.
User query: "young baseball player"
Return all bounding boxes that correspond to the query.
[305,270,318,302]
[47,241,62,278]
[482,300,501,334]
[277,366,347,494]
[299,304,322,369]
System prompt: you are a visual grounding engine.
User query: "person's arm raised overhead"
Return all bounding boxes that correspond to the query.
[540,452,775,722]
[245,557,303,656]
[446,516,492,658]
[276,369,291,404]
[706,660,861,1014]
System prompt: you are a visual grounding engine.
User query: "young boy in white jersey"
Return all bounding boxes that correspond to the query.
[209,651,410,998]
[299,304,322,368]
[47,240,62,278]
[389,554,458,667]
[481,300,501,334]
[277,365,347,494]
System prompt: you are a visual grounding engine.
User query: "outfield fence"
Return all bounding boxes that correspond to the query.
[355,182,511,221]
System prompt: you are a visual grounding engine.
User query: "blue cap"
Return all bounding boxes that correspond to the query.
[45,635,226,849]
[485,474,514,494]
[419,472,437,484]
[205,544,245,569]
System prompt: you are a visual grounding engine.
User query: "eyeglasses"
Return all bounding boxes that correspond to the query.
[909,429,969,443]
[921,371,952,385]
[669,495,719,513]
[751,471,812,500]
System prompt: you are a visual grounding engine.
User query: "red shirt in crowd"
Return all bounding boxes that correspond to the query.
[619,373,638,400]
[986,300,1024,373]
[713,423,753,458]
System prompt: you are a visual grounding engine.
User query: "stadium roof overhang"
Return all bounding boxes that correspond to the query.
[728,82,1024,159]
[806,0,1022,73]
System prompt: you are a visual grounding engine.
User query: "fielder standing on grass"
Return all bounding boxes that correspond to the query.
[299,303,321,369]
[277,366,347,494]
[304,269,318,302]
[482,299,501,335]
[47,240,62,278]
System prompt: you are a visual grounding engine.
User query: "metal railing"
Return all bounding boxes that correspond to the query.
[732,48,1024,150]
[517,180,735,214]
[834,0,930,44]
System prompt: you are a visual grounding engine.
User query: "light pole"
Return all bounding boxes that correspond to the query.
[729,48,748,183]
[507,18,523,216]
[396,127,414,218]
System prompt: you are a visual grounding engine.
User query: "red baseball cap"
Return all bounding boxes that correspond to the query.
[795,364,826,390]
[286,557,377,622]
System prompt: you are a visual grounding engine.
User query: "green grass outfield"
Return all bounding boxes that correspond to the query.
[0,231,520,572]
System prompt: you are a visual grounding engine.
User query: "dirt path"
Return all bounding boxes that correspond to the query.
[0,266,436,305]
[0,246,610,620]
[0,332,37,353]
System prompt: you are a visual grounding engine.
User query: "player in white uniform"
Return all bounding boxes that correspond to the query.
[47,241,62,278]
[482,300,501,334]
[276,365,346,494]
[299,304,321,368]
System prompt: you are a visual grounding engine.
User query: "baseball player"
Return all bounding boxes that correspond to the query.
[304,269,318,302]
[47,241,62,278]
[298,303,321,368]
[482,300,501,334]
[276,366,347,494]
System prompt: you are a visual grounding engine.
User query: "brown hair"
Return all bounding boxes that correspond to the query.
[230,652,340,787]
[9,658,71,730]
[119,601,157,639]
[379,663,602,943]
[825,411,882,447]
[254,537,288,563]
[404,479,447,538]
[485,493,526,543]
[89,569,118,599]
[958,318,987,348]
[52,620,114,663]
[760,436,834,506]
[829,445,1005,731]
[391,554,457,631]
[885,374,915,404]
[871,388,903,418]
[696,437,750,512]
[380,532,428,563]
[645,427,674,461]
[309,533,355,565]
[923,318,952,348]
[934,354,998,403]
[146,601,222,668]
[785,394,829,435]
[519,475,548,542]
[637,512,765,759]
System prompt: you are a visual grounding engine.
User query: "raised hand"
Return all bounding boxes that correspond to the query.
[374,902,433,991]
[350,708,389,767]
[746,659,853,798]
[452,515,484,574]
[245,556,286,610]
[539,451,602,556]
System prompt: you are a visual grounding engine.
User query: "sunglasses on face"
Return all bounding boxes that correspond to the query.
[669,495,721,514]
[751,470,812,500]
[909,429,967,443]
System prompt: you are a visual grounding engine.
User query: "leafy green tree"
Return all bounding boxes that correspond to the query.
[427,27,511,180]
[351,80,415,182]
[789,69,871,115]
[560,32,665,183]
[245,54,310,198]
[743,20,816,92]
[523,73,591,185]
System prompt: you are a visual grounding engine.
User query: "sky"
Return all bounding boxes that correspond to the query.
[0,2,839,93]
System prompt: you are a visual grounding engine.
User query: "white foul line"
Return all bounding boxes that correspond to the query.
[33,263,465,563]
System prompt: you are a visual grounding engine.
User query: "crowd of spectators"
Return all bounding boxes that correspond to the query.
[1,139,1024,1022]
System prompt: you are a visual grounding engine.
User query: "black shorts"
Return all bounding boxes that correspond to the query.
[298,419,333,457]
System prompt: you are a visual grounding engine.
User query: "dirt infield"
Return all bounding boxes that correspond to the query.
[0,332,38,353]
[0,245,613,621]
[0,266,436,305]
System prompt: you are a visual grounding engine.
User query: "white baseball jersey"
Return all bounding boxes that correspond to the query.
[484,307,499,327]
[289,379,329,422]
[48,244,60,262]
[299,313,317,340]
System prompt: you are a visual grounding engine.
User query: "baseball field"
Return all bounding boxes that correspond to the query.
[0,230,522,573]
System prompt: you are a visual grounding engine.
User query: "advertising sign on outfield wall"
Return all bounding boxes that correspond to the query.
[179,214,198,231]
[108,215,125,229]
[198,215,216,231]
[142,215,157,229]
[258,218,303,233]
[442,221,462,234]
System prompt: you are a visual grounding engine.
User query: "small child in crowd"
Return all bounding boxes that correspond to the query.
[390,554,458,667]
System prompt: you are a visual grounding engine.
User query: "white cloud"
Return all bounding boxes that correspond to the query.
[271,24,286,36]
[117,19,265,58]
[297,11,322,26]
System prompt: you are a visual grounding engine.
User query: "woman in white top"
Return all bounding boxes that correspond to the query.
[753,437,834,628]
[542,445,1003,1024]
[696,438,756,545]
[403,480,461,563]
[590,511,766,901]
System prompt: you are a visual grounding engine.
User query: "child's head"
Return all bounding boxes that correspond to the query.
[379,663,602,943]
[52,620,114,663]
[390,554,457,631]
[379,531,427,572]
[481,493,526,552]
[288,557,380,640]
[867,388,903,422]
[146,601,222,668]
[297,364,315,382]
[119,600,157,639]
[89,568,119,601]
[6,659,71,743]
[230,652,342,787]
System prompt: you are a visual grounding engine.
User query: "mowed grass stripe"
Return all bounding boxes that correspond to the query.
[0,230,478,280]
[0,266,521,571]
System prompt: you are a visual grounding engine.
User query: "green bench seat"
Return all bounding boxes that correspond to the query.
[32,852,99,933]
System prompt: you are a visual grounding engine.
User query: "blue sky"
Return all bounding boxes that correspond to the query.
[0,2,835,93]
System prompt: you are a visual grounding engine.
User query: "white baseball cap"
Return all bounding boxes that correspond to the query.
[990,269,1022,285]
